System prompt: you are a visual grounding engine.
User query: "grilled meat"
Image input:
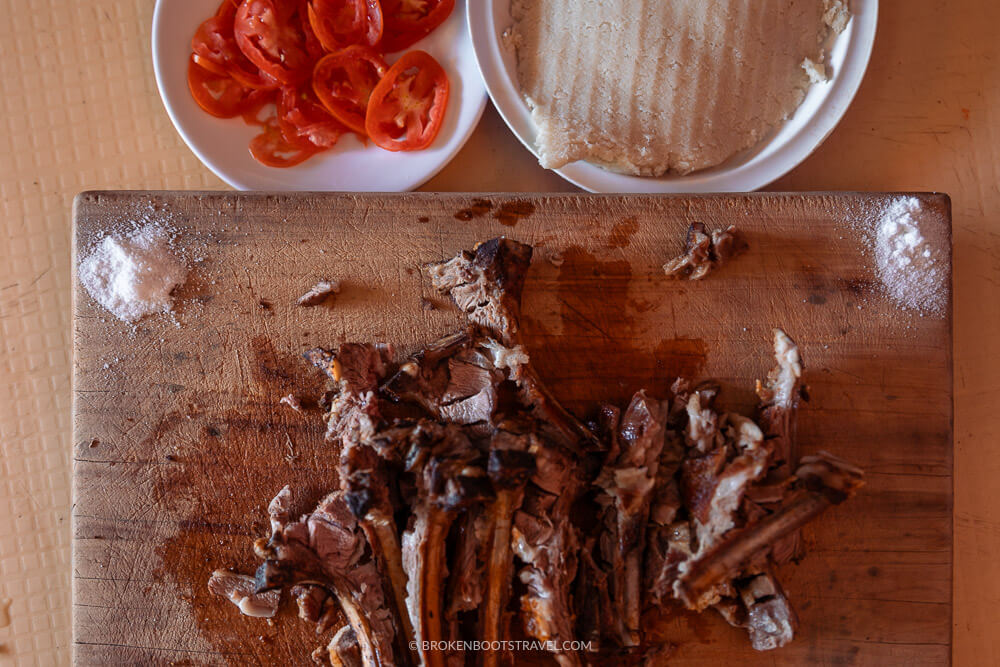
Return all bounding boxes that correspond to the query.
[253,486,407,666]
[663,223,748,280]
[675,452,863,611]
[327,625,363,667]
[402,423,492,667]
[210,240,863,665]
[593,391,668,645]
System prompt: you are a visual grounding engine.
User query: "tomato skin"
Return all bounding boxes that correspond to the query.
[250,122,320,167]
[365,50,449,151]
[277,85,347,149]
[380,0,453,53]
[192,1,273,89]
[234,0,313,85]
[307,0,383,52]
[187,56,264,118]
[312,45,388,134]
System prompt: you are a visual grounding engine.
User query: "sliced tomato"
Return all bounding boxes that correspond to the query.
[380,0,453,53]
[365,50,448,151]
[217,0,241,17]
[193,2,277,89]
[278,85,347,149]
[241,88,279,126]
[307,0,383,51]
[312,46,388,134]
[250,122,320,166]
[187,56,265,118]
[234,0,313,85]
[298,1,327,59]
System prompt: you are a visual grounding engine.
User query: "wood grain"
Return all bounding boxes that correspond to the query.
[72,191,953,665]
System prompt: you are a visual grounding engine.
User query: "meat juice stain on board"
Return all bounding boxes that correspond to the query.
[605,217,639,249]
[154,400,335,662]
[454,197,493,221]
[151,338,338,661]
[493,200,535,227]
[523,246,707,411]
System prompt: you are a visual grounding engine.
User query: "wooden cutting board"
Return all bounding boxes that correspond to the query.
[72,191,953,666]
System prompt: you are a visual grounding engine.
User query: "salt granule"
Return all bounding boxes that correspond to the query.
[875,197,947,316]
[79,225,188,322]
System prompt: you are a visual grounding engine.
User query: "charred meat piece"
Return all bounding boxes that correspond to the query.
[207,570,280,618]
[426,238,532,345]
[481,423,537,666]
[326,625,363,667]
[292,584,341,634]
[306,343,414,648]
[593,391,668,646]
[513,505,581,667]
[402,423,492,667]
[682,414,769,556]
[739,570,798,651]
[644,521,695,606]
[445,508,491,624]
[382,332,502,428]
[674,452,864,612]
[428,238,597,453]
[709,568,799,652]
[254,487,407,667]
[512,445,583,667]
[663,223,748,280]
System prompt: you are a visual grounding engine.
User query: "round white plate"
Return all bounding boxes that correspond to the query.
[153,0,487,191]
[469,0,877,193]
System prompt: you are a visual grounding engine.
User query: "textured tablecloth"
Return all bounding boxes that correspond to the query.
[0,0,998,664]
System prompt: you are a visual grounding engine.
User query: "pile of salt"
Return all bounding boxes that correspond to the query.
[875,197,947,316]
[79,225,188,323]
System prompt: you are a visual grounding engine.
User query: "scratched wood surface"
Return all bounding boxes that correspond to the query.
[72,191,953,665]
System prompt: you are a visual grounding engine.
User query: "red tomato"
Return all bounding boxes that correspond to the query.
[312,46,388,134]
[380,0,453,53]
[192,1,276,89]
[365,50,448,151]
[250,122,320,167]
[234,0,313,85]
[187,56,264,118]
[278,86,347,149]
[307,0,383,51]
[241,88,279,126]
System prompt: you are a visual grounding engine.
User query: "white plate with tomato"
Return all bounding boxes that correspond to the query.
[153,0,486,191]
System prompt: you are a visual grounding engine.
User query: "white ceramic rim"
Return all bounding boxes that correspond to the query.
[152,0,487,191]
[468,0,878,193]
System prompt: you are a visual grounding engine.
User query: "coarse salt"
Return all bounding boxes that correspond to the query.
[875,197,947,316]
[79,225,188,323]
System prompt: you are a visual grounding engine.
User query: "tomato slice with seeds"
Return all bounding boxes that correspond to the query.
[234,0,313,85]
[307,0,383,51]
[380,0,453,53]
[250,121,320,167]
[278,86,348,149]
[193,1,277,89]
[187,56,265,118]
[365,50,448,151]
[312,45,388,134]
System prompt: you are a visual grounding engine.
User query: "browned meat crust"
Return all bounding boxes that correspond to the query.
[663,223,748,280]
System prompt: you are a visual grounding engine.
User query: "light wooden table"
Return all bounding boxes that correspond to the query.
[0,0,996,664]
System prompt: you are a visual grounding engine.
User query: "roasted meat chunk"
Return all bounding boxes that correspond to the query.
[209,239,862,665]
